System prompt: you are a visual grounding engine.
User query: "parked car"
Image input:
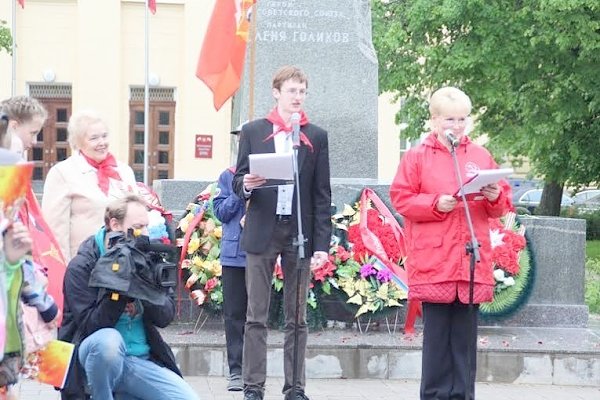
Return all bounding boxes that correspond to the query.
[572,192,600,213]
[572,189,600,205]
[512,188,574,214]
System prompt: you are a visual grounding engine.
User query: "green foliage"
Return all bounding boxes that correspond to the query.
[563,209,600,240]
[585,258,600,314]
[0,21,12,54]
[372,0,600,213]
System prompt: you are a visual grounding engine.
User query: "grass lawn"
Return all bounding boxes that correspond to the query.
[585,241,600,315]
[587,240,600,260]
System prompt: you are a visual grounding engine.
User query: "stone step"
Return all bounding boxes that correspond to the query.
[161,322,600,387]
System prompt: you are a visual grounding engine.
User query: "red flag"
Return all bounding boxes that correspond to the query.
[19,190,67,324]
[196,0,256,111]
[18,0,25,9]
[148,0,156,14]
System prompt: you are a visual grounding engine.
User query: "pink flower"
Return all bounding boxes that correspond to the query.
[204,277,219,292]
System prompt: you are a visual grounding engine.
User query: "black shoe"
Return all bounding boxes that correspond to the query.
[244,389,263,400]
[284,390,310,400]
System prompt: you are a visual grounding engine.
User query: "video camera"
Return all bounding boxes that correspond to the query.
[88,229,178,305]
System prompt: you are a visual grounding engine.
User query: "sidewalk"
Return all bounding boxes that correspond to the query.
[17,376,600,400]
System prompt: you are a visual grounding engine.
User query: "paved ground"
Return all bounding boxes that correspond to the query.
[17,376,600,400]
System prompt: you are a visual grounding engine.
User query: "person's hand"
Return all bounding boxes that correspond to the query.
[4,222,32,264]
[310,251,328,272]
[436,195,458,213]
[481,183,501,202]
[243,173,267,191]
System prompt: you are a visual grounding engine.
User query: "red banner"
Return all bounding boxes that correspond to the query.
[196,0,256,110]
[19,190,67,324]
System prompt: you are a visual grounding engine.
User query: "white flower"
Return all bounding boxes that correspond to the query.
[503,277,516,286]
[489,229,505,249]
[148,209,165,226]
[493,269,505,282]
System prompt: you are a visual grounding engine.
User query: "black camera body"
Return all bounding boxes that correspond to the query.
[89,229,177,305]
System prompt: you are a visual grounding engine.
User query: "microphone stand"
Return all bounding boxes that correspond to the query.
[449,143,479,400]
[290,135,306,400]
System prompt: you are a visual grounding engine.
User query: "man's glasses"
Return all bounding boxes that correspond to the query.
[282,88,308,97]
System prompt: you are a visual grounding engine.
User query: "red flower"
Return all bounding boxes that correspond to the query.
[313,259,337,282]
[204,277,219,292]
[273,262,284,280]
[492,228,526,275]
[336,245,351,262]
[347,209,403,265]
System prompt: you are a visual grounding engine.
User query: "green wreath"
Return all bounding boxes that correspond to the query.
[480,213,536,318]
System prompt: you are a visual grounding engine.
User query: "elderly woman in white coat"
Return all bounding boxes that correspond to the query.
[42,110,137,261]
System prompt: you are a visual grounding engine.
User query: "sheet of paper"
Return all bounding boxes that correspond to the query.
[455,168,513,196]
[249,152,294,181]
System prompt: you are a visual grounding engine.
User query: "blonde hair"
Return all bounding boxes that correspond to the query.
[104,194,147,228]
[429,87,472,117]
[67,109,105,151]
[1,96,48,124]
[272,65,308,90]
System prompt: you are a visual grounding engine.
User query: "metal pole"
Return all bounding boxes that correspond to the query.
[143,0,150,185]
[11,0,17,96]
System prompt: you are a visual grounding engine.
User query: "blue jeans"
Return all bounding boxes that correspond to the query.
[78,328,199,400]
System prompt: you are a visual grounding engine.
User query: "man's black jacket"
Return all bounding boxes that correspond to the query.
[58,235,180,399]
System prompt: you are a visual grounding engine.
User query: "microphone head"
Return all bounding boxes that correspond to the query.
[290,112,301,124]
[444,130,459,147]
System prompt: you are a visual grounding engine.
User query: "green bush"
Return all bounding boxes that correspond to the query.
[561,208,600,240]
[585,258,600,314]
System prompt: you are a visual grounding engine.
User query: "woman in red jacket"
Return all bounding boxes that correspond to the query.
[390,87,512,400]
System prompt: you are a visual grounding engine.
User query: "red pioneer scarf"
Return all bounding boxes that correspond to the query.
[263,108,314,152]
[80,152,122,195]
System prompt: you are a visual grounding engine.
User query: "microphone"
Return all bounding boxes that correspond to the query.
[290,112,301,149]
[445,130,460,148]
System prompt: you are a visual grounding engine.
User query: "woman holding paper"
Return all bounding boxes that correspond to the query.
[389,87,512,400]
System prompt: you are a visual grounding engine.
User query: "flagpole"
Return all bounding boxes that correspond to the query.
[143,0,150,185]
[11,0,17,96]
[247,1,257,121]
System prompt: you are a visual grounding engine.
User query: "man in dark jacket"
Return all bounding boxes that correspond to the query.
[59,195,198,400]
[213,166,247,392]
[232,66,331,400]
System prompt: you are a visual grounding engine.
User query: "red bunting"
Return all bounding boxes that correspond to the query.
[19,189,67,325]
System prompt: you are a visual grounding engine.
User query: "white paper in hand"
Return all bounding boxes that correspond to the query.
[455,168,513,197]
[249,152,294,181]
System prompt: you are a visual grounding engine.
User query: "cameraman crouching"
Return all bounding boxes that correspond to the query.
[59,195,199,400]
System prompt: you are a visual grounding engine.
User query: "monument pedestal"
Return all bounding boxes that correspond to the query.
[483,216,589,328]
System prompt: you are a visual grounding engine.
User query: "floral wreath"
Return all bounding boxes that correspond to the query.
[175,183,223,313]
[323,199,408,319]
[174,186,533,324]
[480,211,535,318]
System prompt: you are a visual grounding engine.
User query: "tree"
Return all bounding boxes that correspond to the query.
[372,0,600,215]
[0,20,12,54]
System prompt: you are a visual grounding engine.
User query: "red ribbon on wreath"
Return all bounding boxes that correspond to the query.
[357,188,422,333]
